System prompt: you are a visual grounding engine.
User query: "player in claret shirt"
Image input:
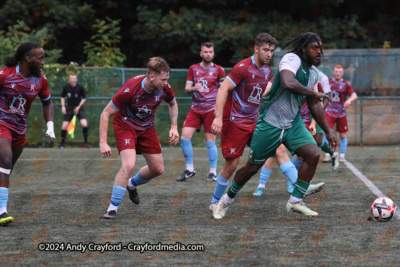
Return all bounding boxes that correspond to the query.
[100,57,179,219]
[0,42,56,226]
[209,33,277,212]
[177,42,226,182]
[324,65,357,163]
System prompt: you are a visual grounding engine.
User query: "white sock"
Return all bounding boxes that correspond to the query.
[289,196,302,204]
[258,184,265,189]
[0,207,7,214]
[223,194,234,204]
[107,203,118,213]
[186,163,194,172]
[340,153,345,158]
[325,153,330,157]
[209,167,216,175]
[128,179,136,189]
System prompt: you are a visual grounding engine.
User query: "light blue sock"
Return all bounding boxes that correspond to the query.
[292,157,303,171]
[211,174,229,203]
[340,137,348,155]
[259,167,272,187]
[181,138,193,164]
[0,188,9,209]
[280,161,298,185]
[206,141,218,168]
[110,185,126,206]
[131,172,150,187]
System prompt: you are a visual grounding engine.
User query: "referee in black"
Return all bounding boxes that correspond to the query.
[59,73,91,149]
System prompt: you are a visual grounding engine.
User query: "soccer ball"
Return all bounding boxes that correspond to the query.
[370,197,396,222]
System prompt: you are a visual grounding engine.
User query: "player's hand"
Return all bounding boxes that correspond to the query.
[309,124,316,135]
[62,106,66,115]
[100,142,112,158]
[325,131,338,151]
[74,106,80,114]
[192,83,202,91]
[344,100,351,108]
[211,117,223,135]
[315,92,332,102]
[169,127,179,145]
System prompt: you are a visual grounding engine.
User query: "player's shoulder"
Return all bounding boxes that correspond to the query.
[127,75,146,85]
[189,63,201,70]
[40,72,48,82]
[233,57,252,70]
[0,66,16,76]
[281,53,301,63]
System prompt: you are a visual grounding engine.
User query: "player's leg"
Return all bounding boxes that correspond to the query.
[177,127,197,181]
[104,149,136,219]
[275,144,298,194]
[204,110,218,182]
[318,133,339,171]
[210,157,240,211]
[0,138,14,225]
[253,157,275,196]
[205,133,218,182]
[284,117,320,216]
[323,114,336,162]
[59,121,70,149]
[78,110,90,148]
[339,133,347,162]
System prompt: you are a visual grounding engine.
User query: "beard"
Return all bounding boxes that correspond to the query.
[29,63,41,77]
[202,56,213,64]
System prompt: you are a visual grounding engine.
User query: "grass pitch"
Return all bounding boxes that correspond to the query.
[1,146,399,266]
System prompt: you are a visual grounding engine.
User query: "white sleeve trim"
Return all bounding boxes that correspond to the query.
[279,53,301,74]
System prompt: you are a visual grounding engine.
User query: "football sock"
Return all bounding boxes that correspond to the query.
[211,174,229,204]
[320,139,334,156]
[60,130,67,145]
[83,127,88,143]
[292,157,303,171]
[280,161,298,185]
[110,185,126,209]
[181,138,194,171]
[227,179,243,199]
[130,172,150,188]
[206,141,218,175]
[0,187,8,214]
[223,193,234,204]
[340,137,348,155]
[289,195,303,204]
[291,180,310,200]
[258,167,272,188]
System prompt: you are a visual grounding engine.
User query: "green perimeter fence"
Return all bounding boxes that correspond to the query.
[24,66,400,147]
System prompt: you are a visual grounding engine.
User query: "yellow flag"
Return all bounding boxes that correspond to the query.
[67,115,76,139]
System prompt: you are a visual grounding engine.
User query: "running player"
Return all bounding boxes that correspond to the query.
[177,42,225,182]
[214,32,337,219]
[100,57,179,219]
[324,65,357,162]
[59,73,90,149]
[209,33,277,211]
[0,42,55,226]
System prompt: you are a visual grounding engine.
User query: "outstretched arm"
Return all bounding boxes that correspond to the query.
[168,99,179,145]
[41,99,55,147]
[211,79,235,135]
[99,103,118,158]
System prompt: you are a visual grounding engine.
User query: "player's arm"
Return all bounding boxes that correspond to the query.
[262,82,273,97]
[61,97,66,114]
[74,98,86,114]
[344,92,357,108]
[41,98,55,147]
[307,96,337,151]
[211,78,235,135]
[99,103,118,158]
[281,70,331,101]
[185,82,202,94]
[168,99,179,145]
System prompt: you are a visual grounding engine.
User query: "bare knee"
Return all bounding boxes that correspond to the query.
[304,148,320,166]
[121,164,135,176]
[151,164,164,176]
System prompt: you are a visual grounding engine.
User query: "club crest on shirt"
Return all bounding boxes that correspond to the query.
[31,84,35,91]
[248,84,263,104]
[154,95,160,102]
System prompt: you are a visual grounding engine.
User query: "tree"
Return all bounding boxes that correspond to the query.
[84,18,126,67]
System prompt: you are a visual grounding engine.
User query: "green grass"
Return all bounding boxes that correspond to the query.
[1,146,399,266]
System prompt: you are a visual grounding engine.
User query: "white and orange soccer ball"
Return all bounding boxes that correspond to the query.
[371,197,396,222]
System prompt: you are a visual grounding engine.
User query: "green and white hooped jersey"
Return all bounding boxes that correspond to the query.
[260,53,319,130]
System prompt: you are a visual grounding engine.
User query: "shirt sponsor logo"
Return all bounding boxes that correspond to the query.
[197,78,209,92]
[136,105,152,119]
[332,91,340,102]
[248,84,263,104]
[10,95,27,115]
[124,88,130,93]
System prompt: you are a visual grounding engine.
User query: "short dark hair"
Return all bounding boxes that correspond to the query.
[255,33,278,47]
[147,57,170,75]
[4,42,41,67]
[201,42,214,49]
